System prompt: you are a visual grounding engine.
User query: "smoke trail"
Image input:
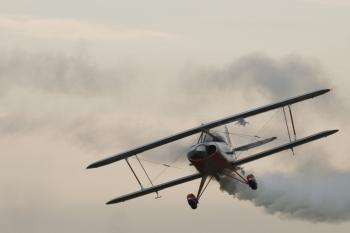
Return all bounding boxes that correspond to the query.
[219,160,350,223]
[187,54,350,223]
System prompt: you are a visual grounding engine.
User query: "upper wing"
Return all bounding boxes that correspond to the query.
[87,89,330,169]
[106,173,202,205]
[232,129,338,166]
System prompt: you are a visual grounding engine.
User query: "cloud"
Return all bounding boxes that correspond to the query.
[0,15,179,41]
[0,50,348,228]
[0,51,344,152]
[182,53,329,98]
[0,50,130,95]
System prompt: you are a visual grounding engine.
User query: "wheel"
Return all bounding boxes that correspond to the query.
[187,194,198,209]
[248,180,258,190]
[247,174,258,190]
[189,200,198,209]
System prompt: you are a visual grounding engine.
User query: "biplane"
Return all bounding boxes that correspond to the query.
[87,89,338,209]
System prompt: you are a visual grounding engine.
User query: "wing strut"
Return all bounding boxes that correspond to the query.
[282,107,294,155]
[125,158,144,190]
[125,156,161,199]
[135,155,161,198]
[282,105,298,155]
[288,105,297,140]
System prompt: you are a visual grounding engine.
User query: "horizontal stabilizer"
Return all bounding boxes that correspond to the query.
[233,137,277,152]
[106,173,202,205]
[232,129,338,166]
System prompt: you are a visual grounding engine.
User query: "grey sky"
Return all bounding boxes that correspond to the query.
[0,1,349,232]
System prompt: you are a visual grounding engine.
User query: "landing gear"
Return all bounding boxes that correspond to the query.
[186,176,212,209]
[230,169,258,191]
[247,174,258,190]
[187,194,198,209]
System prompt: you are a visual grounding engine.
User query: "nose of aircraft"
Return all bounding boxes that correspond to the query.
[188,144,217,161]
[187,145,207,160]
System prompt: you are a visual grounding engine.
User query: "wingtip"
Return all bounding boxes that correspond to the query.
[323,129,339,137]
[105,200,114,205]
[86,163,97,169]
[319,88,331,94]
[330,129,339,134]
[308,88,331,99]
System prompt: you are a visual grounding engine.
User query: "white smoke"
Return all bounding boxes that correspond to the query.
[219,159,350,223]
[189,54,350,223]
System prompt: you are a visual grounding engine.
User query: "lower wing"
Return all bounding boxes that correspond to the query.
[232,129,338,166]
[106,173,202,205]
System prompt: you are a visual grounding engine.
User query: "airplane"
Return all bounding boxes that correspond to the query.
[87,89,338,209]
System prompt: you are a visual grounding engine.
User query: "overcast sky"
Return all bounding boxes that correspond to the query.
[1,1,349,233]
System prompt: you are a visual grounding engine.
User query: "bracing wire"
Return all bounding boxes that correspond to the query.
[213,109,288,159]
[138,158,193,173]
[132,109,287,182]
[135,136,198,182]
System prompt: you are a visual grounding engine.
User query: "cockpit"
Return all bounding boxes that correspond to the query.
[203,132,228,143]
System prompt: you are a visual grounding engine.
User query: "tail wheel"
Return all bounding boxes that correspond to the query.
[187,194,198,209]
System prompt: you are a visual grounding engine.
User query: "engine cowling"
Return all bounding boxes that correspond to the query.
[187,144,217,161]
